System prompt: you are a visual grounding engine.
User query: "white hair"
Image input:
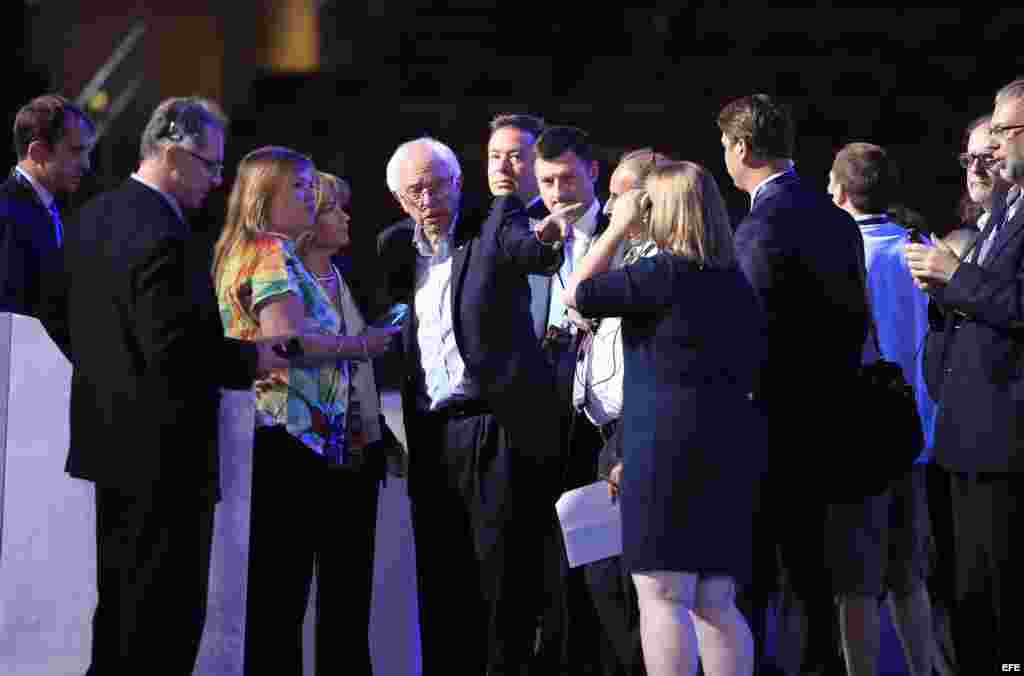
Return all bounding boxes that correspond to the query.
[996,78,1024,106]
[385,137,462,193]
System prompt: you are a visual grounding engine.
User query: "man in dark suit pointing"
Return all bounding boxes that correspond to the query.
[380,136,576,675]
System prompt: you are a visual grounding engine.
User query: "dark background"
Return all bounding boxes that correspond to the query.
[4,5,1022,246]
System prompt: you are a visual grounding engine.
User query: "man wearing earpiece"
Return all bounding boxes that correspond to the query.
[60,97,290,675]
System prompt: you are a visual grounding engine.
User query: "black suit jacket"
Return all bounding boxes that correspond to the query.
[926,193,1024,473]
[62,178,259,498]
[379,195,564,497]
[0,170,71,356]
[734,173,869,473]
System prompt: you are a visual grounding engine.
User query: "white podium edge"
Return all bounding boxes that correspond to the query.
[0,312,12,551]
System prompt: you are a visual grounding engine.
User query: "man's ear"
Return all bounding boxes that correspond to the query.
[833,183,847,207]
[392,191,408,215]
[587,159,599,183]
[25,139,52,166]
[734,137,749,162]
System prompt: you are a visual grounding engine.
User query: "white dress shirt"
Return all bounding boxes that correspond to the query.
[749,163,796,209]
[15,166,63,244]
[548,198,601,330]
[412,216,478,411]
[130,173,185,223]
[15,166,55,211]
[572,239,658,426]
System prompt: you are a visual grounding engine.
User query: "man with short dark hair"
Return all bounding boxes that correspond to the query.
[905,77,1024,667]
[62,96,288,675]
[1,93,95,356]
[527,125,615,674]
[487,113,548,220]
[828,142,940,676]
[719,93,869,676]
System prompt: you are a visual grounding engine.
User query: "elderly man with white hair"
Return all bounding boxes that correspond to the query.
[377,137,579,674]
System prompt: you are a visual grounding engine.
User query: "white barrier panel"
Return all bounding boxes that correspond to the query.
[0,313,93,676]
[0,313,420,675]
[194,389,256,676]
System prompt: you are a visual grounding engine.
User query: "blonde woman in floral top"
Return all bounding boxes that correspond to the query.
[212,147,394,676]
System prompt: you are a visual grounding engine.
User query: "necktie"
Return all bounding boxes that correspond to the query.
[977,188,1021,265]
[547,227,575,329]
[977,221,1000,265]
[47,202,63,248]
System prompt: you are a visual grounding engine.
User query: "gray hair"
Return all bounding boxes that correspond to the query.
[139,96,228,160]
[995,79,1024,106]
[385,137,461,193]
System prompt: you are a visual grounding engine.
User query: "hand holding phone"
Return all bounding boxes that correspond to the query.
[372,303,409,329]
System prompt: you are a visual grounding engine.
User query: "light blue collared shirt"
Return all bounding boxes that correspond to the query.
[412,215,479,411]
[859,215,936,463]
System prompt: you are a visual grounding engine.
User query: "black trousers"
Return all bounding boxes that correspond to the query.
[949,471,1022,669]
[745,476,841,673]
[244,426,380,676]
[535,411,611,675]
[86,484,215,676]
[408,408,545,675]
[584,555,645,676]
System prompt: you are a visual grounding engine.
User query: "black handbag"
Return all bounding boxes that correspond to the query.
[838,316,924,501]
[836,248,925,501]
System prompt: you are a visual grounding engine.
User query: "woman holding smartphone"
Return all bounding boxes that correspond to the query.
[213,149,396,675]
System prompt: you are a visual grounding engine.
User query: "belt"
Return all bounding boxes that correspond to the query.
[596,418,618,443]
[429,398,492,420]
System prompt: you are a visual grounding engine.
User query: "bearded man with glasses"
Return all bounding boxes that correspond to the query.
[904,78,1024,669]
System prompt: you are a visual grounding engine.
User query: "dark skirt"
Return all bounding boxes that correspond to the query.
[620,387,766,586]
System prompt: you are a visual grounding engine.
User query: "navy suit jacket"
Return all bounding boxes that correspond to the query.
[733,173,868,471]
[927,193,1024,473]
[0,170,71,357]
[62,178,259,498]
[380,195,565,497]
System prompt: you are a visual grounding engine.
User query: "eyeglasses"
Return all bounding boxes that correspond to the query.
[399,177,454,207]
[988,123,1024,143]
[178,146,224,178]
[958,152,996,170]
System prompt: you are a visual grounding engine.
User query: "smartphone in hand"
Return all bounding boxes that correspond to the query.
[372,303,409,329]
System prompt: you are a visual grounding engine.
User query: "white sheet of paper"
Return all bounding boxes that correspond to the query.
[555,481,623,568]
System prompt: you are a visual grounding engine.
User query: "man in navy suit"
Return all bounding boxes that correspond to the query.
[719,93,869,676]
[380,137,574,675]
[0,93,94,357]
[905,78,1024,668]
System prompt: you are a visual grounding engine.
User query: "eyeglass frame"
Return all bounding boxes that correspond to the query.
[176,145,224,179]
[958,152,996,170]
[397,175,457,207]
[988,123,1024,143]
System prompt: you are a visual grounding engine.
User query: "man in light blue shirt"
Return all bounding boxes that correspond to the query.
[828,141,941,676]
